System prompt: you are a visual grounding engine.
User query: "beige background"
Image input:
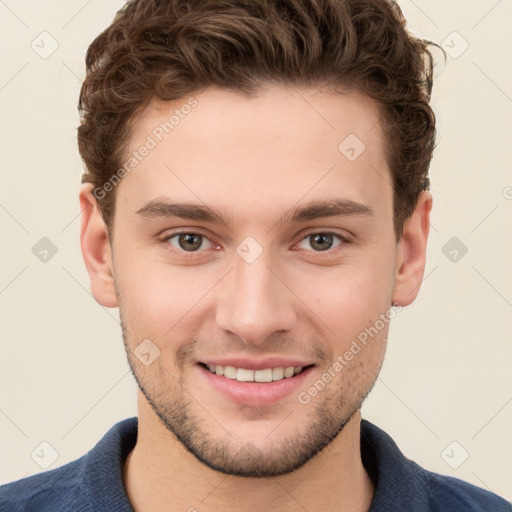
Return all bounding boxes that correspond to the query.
[0,0,511,502]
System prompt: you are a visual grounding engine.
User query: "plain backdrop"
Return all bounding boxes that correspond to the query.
[0,0,511,501]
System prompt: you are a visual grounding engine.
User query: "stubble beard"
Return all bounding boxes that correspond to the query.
[120,320,381,478]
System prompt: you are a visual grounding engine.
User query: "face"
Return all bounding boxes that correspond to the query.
[107,85,400,477]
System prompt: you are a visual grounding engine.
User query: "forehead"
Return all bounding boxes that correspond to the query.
[116,85,391,223]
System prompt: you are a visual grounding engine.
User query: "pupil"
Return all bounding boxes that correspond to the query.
[312,233,332,251]
[180,233,201,251]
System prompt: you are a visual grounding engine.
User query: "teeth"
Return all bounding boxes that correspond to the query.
[283,367,295,378]
[272,367,284,380]
[224,366,237,379]
[205,364,304,382]
[254,368,273,382]
[236,368,254,382]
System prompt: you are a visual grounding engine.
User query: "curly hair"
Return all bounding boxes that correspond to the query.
[77,0,441,239]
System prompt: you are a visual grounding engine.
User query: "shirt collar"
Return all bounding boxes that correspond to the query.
[361,419,431,511]
[83,416,432,511]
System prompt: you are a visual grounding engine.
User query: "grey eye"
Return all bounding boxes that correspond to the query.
[167,233,213,252]
[297,232,343,252]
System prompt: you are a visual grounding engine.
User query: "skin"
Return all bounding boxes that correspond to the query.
[80,85,432,512]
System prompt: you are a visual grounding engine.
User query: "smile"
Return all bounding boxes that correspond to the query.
[200,363,310,382]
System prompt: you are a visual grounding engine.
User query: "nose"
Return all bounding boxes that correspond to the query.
[215,248,297,346]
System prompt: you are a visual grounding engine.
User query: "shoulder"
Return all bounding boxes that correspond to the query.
[420,466,512,511]
[0,417,138,512]
[360,419,512,512]
[422,470,512,511]
[0,457,89,512]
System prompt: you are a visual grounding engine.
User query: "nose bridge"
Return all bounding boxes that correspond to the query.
[215,245,296,345]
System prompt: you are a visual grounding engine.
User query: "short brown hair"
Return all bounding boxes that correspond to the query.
[78,0,440,239]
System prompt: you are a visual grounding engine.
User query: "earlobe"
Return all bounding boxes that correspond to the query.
[392,191,433,307]
[79,184,118,308]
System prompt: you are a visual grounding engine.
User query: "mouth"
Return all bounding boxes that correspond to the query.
[198,362,314,383]
[196,361,316,406]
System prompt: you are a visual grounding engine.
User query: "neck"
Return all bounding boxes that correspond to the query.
[123,391,374,512]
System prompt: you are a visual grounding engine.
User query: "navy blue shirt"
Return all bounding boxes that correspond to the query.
[1,417,510,511]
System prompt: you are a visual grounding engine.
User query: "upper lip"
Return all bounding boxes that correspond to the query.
[198,357,314,371]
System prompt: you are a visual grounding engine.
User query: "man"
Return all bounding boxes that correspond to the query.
[1,0,510,510]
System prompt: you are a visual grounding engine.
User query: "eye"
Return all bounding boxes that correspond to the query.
[163,232,215,252]
[296,232,345,252]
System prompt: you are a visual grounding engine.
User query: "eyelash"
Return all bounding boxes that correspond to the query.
[159,229,348,256]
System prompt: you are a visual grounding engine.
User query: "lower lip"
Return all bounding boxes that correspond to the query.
[197,365,315,406]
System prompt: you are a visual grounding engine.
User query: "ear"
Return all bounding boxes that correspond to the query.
[392,191,433,307]
[79,184,118,308]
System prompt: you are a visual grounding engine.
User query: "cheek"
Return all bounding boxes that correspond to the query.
[302,259,395,336]
[116,256,214,339]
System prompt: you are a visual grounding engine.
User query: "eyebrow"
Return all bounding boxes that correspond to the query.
[135,197,374,226]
